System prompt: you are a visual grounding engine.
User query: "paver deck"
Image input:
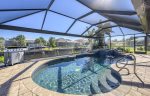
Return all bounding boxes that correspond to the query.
[0,54,150,96]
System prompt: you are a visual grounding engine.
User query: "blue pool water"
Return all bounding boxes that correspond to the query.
[32,56,121,95]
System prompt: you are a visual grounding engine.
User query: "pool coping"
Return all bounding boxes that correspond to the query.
[21,55,79,96]
[20,54,133,96]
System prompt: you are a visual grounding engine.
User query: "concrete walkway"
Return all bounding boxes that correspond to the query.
[0,54,150,96]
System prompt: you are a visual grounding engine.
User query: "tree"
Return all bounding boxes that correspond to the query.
[0,37,4,40]
[86,20,112,49]
[96,22,112,48]
[86,28,98,50]
[9,35,26,47]
[35,37,46,46]
[9,37,16,41]
[15,35,26,46]
[87,28,96,43]
[48,37,56,48]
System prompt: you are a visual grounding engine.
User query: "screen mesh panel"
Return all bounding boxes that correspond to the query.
[78,0,135,11]
[102,14,140,23]
[50,0,92,18]
[0,10,39,24]
[0,0,144,38]
[98,22,117,28]
[120,27,142,35]
[43,12,74,32]
[68,21,91,35]
[80,13,108,24]
[83,26,99,36]
[4,11,45,29]
[110,27,123,36]
[0,0,52,9]
[118,23,143,32]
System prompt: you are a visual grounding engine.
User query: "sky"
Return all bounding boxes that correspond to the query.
[0,0,143,41]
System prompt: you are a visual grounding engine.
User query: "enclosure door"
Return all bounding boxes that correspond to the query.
[135,36,146,54]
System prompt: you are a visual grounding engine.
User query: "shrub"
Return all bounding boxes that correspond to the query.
[117,47,124,51]
[137,46,143,51]
[125,48,131,53]
[125,48,134,53]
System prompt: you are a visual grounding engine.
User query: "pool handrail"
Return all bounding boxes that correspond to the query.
[115,54,144,86]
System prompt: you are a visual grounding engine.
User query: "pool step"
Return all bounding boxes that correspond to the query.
[98,80,111,93]
[110,70,122,83]
[90,83,98,94]
[90,80,102,94]
[105,70,121,90]
[106,78,119,88]
[96,70,120,93]
[106,71,119,84]
[89,72,119,94]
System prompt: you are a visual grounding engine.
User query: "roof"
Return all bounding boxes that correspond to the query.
[0,0,144,38]
[56,38,72,42]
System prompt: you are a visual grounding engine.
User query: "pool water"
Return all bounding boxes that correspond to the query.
[32,56,121,95]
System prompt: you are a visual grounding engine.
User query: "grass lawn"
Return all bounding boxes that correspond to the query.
[0,56,4,63]
[147,51,150,54]
[43,47,72,51]
[111,46,134,53]
[0,50,4,52]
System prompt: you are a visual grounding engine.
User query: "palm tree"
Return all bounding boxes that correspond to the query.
[86,21,112,49]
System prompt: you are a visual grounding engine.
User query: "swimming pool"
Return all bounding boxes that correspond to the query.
[32,55,121,95]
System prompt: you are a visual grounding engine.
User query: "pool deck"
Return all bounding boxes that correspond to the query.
[0,54,150,96]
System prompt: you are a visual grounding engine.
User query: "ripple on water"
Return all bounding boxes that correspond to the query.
[32,56,121,95]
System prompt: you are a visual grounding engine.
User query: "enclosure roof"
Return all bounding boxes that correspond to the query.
[0,0,144,38]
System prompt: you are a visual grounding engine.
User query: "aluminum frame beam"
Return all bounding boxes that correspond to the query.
[66,11,94,33]
[41,0,55,30]
[92,25,118,36]
[0,25,102,39]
